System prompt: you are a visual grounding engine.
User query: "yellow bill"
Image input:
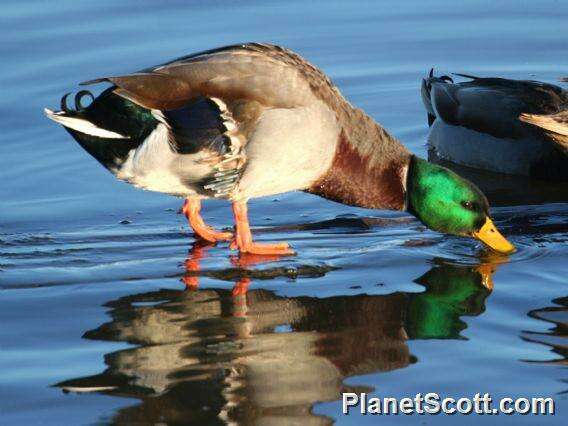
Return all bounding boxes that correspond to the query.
[472,217,516,254]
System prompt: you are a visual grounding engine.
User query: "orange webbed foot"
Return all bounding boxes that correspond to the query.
[193,226,233,243]
[182,198,233,243]
[230,200,295,256]
[230,240,295,255]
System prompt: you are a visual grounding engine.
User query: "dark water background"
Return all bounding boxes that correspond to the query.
[1,0,567,424]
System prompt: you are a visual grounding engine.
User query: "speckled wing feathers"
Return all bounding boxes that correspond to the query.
[81,43,324,111]
[519,111,568,154]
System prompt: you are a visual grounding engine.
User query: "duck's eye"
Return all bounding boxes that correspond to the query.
[461,200,477,211]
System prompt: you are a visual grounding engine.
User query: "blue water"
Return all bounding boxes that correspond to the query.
[1,0,567,424]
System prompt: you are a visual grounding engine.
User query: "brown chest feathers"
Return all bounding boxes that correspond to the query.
[308,128,410,211]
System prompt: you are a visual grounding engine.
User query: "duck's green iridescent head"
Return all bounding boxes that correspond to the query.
[407,157,515,254]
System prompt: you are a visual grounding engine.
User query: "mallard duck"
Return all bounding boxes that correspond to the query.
[45,43,514,255]
[421,70,568,180]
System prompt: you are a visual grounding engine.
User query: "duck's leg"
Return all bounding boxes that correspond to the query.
[182,241,211,290]
[182,198,233,243]
[230,200,295,255]
[231,277,251,319]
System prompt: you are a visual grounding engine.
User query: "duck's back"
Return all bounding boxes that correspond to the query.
[85,43,345,111]
[422,73,568,180]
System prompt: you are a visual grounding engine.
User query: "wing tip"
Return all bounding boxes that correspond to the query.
[80,77,110,86]
[453,72,480,80]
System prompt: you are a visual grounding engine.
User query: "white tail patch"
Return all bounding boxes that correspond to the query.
[59,386,118,393]
[44,108,129,139]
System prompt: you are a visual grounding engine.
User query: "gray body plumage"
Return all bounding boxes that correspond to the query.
[422,72,568,180]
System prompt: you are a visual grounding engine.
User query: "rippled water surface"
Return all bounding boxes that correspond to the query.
[1,0,567,424]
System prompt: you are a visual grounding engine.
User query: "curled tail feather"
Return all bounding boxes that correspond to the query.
[44,89,130,139]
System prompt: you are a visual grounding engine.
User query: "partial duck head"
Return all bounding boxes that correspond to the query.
[44,88,157,170]
[407,157,515,254]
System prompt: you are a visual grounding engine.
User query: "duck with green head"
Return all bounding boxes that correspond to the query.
[45,43,515,255]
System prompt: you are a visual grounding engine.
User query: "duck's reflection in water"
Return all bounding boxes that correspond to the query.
[523,297,568,367]
[56,243,496,425]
